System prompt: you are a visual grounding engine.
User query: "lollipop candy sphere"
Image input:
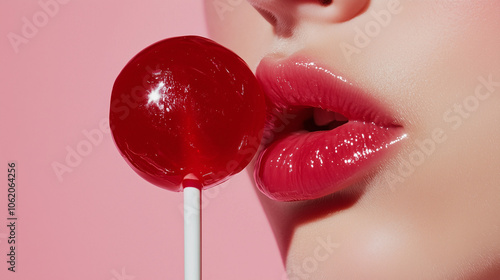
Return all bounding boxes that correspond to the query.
[110,36,266,191]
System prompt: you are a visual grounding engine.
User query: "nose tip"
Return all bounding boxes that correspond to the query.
[248,0,370,36]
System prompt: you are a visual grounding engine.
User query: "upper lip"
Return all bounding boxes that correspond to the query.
[257,54,399,131]
[253,54,406,201]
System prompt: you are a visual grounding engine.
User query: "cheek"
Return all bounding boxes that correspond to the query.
[203,0,274,70]
[426,1,500,65]
[286,191,500,280]
[285,215,415,279]
[350,0,500,133]
[402,0,500,73]
[396,1,500,148]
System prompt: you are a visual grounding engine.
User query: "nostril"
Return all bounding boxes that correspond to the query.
[247,0,368,36]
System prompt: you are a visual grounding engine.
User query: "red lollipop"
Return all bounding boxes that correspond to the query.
[109,36,265,279]
[110,36,265,190]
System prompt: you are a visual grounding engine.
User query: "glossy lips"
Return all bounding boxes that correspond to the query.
[254,56,406,201]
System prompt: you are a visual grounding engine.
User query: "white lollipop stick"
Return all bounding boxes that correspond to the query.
[183,178,201,280]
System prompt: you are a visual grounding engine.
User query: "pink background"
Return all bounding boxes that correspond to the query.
[0,1,283,279]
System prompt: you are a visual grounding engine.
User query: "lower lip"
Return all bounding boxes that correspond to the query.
[254,121,406,201]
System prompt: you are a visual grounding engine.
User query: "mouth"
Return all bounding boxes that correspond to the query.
[254,55,407,202]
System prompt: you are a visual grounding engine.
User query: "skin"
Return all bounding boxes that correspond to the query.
[205,0,500,279]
